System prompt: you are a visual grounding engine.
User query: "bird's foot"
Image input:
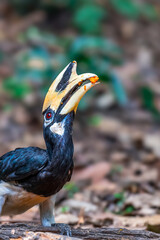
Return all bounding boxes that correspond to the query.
[51,223,72,237]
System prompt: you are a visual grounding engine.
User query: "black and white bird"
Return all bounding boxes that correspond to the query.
[0,61,99,234]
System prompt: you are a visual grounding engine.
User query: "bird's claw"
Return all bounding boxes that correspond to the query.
[51,223,72,237]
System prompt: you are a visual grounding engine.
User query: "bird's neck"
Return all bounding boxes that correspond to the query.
[44,112,74,164]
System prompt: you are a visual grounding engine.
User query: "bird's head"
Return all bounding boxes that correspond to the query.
[42,61,99,145]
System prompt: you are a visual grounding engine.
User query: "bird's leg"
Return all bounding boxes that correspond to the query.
[39,195,56,226]
[0,196,6,216]
[39,195,71,236]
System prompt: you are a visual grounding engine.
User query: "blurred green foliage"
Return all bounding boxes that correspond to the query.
[140,87,160,119]
[113,192,135,215]
[88,115,102,126]
[111,0,140,19]
[60,206,70,213]
[64,182,79,198]
[1,0,160,113]
[73,4,105,34]
[110,0,158,20]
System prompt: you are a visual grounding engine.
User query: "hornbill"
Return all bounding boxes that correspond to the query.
[0,61,99,235]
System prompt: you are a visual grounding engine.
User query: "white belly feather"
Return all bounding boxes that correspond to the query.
[0,181,47,216]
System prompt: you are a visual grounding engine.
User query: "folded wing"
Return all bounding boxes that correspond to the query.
[0,147,48,181]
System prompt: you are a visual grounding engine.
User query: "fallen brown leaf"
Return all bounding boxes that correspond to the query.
[73,162,111,183]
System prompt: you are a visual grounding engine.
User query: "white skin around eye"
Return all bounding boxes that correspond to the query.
[50,122,65,136]
[44,112,54,127]
[44,118,52,127]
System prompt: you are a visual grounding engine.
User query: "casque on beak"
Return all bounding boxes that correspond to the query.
[42,61,99,115]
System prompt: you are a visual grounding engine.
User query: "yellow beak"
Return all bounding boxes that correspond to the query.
[42,61,99,114]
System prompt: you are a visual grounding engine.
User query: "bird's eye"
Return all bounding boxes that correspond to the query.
[46,112,52,120]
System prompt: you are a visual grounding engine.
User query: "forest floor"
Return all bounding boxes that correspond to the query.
[1,1,160,237]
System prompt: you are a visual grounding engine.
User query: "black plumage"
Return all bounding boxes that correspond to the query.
[0,110,74,197]
[0,147,48,181]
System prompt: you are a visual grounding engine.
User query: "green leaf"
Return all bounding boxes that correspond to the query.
[3,76,31,99]
[88,115,102,126]
[61,206,70,213]
[64,182,79,198]
[140,86,160,118]
[110,0,140,19]
[114,192,124,200]
[141,4,158,21]
[124,205,135,214]
[73,4,105,34]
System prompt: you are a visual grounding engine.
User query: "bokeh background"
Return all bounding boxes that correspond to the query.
[1,0,160,231]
